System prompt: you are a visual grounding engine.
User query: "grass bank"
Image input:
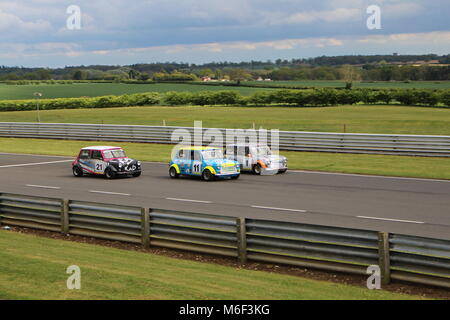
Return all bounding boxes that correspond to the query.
[0,230,422,300]
[0,138,449,180]
[1,105,450,135]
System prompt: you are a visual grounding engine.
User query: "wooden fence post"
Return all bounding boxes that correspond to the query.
[61,199,70,234]
[141,208,150,249]
[237,217,247,264]
[378,232,391,285]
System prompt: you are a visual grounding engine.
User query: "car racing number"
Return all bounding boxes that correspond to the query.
[192,161,202,174]
[94,161,106,174]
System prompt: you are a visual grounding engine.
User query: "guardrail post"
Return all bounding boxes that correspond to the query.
[378,232,391,285]
[141,208,150,249]
[61,199,70,234]
[237,217,247,264]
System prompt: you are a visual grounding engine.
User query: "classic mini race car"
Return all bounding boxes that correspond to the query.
[169,146,240,181]
[72,146,142,179]
[225,143,288,175]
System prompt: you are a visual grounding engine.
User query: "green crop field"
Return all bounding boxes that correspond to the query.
[1,81,449,101]
[0,83,272,100]
[1,105,450,135]
[243,80,450,89]
[0,230,423,300]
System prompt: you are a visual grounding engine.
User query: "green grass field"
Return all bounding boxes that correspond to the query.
[1,81,449,101]
[243,80,450,89]
[0,83,272,100]
[1,138,449,180]
[0,230,422,300]
[1,105,450,135]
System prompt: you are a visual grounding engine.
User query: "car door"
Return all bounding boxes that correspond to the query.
[237,146,252,170]
[175,149,188,174]
[91,150,107,174]
[191,150,203,175]
[78,149,93,173]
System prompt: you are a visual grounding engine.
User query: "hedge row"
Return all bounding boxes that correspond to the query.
[164,89,450,107]
[0,93,161,112]
[0,89,449,112]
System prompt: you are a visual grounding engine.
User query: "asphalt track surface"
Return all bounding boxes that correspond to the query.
[1,152,450,240]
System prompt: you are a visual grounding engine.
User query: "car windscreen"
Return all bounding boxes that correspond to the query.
[255,146,272,156]
[103,149,127,159]
[201,149,223,160]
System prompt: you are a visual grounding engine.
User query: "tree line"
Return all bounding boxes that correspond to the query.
[1,53,450,82]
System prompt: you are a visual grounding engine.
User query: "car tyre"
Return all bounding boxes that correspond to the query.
[278,169,287,174]
[231,174,240,180]
[252,164,262,175]
[104,167,115,179]
[169,167,180,179]
[132,172,142,178]
[73,166,83,177]
[201,169,214,181]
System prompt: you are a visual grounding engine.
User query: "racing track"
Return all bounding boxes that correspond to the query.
[1,152,450,240]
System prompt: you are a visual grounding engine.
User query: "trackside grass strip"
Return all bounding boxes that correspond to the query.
[0,230,424,300]
[0,138,449,180]
[1,105,450,135]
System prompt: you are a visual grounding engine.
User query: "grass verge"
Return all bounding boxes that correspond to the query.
[0,105,449,135]
[0,138,449,180]
[0,230,423,300]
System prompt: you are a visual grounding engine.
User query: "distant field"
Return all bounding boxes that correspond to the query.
[243,80,450,89]
[0,230,423,299]
[0,83,272,100]
[1,81,449,101]
[1,105,450,135]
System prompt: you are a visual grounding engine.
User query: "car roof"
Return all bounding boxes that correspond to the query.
[81,146,122,151]
[178,146,222,151]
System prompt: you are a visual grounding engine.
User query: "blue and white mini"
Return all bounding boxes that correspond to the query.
[169,147,240,181]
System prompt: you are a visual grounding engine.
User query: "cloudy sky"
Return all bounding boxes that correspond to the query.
[0,0,449,67]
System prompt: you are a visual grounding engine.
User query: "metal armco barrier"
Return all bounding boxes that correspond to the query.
[1,122,450,157]
[0,192,449,289]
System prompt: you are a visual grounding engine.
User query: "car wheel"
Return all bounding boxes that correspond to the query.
[169,167,179,179]
[201,169,214,181]
[132,172,141,177]
[104,167,115,179]
[252,164,262,175]
[73,166,83,177]
[231,174,240,180]
[278,169,287,174]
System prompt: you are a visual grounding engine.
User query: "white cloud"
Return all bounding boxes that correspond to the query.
[282,8,361,24]
[357,31,450,45]
[0,9,51,33]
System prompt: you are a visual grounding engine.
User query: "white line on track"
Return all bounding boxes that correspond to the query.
[89,190,131,196]
[0,160,72,168]
[166,197,212,204]
[251,205,307,213]
[26,184,61,190]
[356,216,425,224]
[291,170,450,183]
